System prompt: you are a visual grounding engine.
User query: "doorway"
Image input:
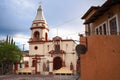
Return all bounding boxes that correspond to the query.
[53,56,62,70]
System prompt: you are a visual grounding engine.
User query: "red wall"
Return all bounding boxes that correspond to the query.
[80,35,120,80]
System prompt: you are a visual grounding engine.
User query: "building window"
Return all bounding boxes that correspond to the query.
[32,24,36,27]
[99,26,102,35]
[95,22,107,35]
[66,44,68,50]
[34,46,38,50]
[36,24,38,26]
[34,31,40,40]
[86,24,92,36]
[88,24,91,36]
[55,44,60,53]
[45,33,48,41]
[103,24,107,35]
[109,17,117,35]
[47,45,49,51]
[96,28,99,35]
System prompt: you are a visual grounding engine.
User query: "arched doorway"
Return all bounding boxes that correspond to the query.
[53,56,62,70]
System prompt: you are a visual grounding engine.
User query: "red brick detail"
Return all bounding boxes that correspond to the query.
[62,61,66,67]
[70,62,74,71]
[24,61,29,67]
[36,72,40,74]
[49,72,53,75]
[32,54,41,74]
[30,26,49,31]
[14,63,18,73]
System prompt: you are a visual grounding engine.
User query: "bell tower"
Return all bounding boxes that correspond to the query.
[29,5,49,42]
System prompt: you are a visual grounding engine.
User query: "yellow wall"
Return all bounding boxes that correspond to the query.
[80,35,120,80]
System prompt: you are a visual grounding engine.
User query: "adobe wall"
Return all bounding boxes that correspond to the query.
[80,35,120,80]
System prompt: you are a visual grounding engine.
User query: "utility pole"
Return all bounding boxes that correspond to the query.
[23,44,25,51]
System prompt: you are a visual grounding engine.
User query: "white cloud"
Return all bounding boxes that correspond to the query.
[11,0,35,8]
[13,34,30,51]
[0,34,30,50]
[0,36,6,41]
[10,0,36,17]
[0,0,106,51]
[49,18,85,41]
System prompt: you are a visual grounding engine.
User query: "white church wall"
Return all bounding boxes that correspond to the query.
[61,41,76,53]
[29,43,45,55]
[43,42,53,55]
[65,53,77,70]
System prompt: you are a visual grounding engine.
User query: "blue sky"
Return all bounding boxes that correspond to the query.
[0,0,106,50]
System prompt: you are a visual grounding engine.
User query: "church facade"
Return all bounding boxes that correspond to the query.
[26,5,77,75]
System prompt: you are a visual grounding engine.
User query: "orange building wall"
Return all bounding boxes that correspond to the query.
[80,35,120,80]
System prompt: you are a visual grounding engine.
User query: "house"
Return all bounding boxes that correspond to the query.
[80,0,120,80]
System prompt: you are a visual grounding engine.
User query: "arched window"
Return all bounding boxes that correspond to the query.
[34,31,40,40]
[45,32,48,41]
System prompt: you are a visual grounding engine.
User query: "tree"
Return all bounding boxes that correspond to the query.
[0,36,23,75]
[0,42,23,62]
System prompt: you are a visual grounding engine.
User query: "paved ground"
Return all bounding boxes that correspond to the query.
[0,75,80,80]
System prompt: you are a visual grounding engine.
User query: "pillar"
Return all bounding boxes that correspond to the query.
[49,61,53,75]
[62,53,66,67]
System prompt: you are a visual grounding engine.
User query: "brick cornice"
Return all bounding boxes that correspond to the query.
[30,26,49,31]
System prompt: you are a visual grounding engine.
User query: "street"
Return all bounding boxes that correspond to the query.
[0,75,79,80]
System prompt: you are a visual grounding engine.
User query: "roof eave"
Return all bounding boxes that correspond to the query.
[83,0,120,24]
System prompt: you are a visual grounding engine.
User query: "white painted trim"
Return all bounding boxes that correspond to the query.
[90,23,93,35]
[102,22,107,35]
[108,14,119,35]
[116,15,119,35]
[95,21,107,35]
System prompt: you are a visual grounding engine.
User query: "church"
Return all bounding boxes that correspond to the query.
[16,5,78,75]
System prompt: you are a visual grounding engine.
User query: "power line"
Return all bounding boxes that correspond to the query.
[49,15,82,37]
[50,15,81,28]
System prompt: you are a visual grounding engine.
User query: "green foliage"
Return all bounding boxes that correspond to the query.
[0,41,23,63]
